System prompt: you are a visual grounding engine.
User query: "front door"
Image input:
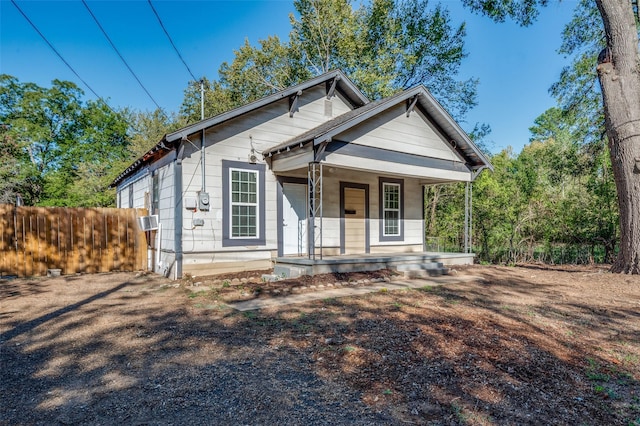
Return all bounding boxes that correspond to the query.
[282,183,307,256]
[344,187,366,254]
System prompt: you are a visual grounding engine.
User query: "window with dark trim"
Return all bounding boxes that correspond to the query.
[222,160,266,247]
[383,183,400,235]
[378,177,404,241]
[231,169,258,237]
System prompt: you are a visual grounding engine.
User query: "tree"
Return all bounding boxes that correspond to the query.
[289,0,477,106]
[218,36,312,106]
[183,0,480,123]
[289,0,358,75]
[463,0,640,273]
[181,37,311,123]
[62,99,130,207]
[0,75,82,204]
[0,123,41,205]
[181,77,233,124]
[0,75,131,207]
[126,108,180,159]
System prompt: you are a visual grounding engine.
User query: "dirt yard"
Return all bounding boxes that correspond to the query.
[1,264,639,425]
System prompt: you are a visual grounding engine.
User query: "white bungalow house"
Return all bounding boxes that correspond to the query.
[112,70,492,279]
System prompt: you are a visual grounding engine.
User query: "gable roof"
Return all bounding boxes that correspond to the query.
[165,70,368,145]
[264,85,492,172]
[112,70,369,187]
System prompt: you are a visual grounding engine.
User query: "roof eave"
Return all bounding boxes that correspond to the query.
[415,86,493,171]
[113,70,369,188]
[166,70,368,144]
[264,85,493,172]
[110,135,172,188]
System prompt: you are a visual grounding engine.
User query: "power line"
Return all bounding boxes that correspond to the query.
[81,0,163,111]
[10,0,107,104]
[147,0,198,82]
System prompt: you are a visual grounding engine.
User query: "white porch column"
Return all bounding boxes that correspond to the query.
[464,181,473,253]
[308,162,323,260]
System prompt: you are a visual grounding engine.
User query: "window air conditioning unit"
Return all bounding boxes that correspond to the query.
[137,215,159,231]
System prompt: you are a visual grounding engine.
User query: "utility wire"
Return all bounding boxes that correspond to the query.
[81,0,163,111]
[10,0,107,104]
[147,0,198,82]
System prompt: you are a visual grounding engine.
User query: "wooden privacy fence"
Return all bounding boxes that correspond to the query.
[0,205,148,277]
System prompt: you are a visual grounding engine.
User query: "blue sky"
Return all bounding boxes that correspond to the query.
[0,0,578,154]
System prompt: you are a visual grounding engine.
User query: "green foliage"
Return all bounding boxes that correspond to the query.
[180,36,312,123]
[461,0,548,27]
[180,77,233,124]
[222,36,311,103]
[424,0,624,265]
[182,0,480,123]
[427,128,619,264]
[0,75,136,207]
[461,0,639,273]
[290,0,358,75]
[125,108,181,159]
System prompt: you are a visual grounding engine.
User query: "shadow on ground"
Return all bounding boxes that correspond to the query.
[1,267,639,425]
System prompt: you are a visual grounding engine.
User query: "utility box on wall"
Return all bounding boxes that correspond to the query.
[184,197,197,210]
[198,191,210,211]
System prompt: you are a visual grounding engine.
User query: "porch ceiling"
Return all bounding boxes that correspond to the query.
[268,143,473,182]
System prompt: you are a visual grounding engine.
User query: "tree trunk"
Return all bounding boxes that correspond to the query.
[595,0,640,274]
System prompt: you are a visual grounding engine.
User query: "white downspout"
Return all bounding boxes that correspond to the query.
[156,223,162,270]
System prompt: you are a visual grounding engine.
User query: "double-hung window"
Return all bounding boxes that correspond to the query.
[231,169,258,238]
[379,177,404,241]
[222,160,265,246]
[383,183,400,236]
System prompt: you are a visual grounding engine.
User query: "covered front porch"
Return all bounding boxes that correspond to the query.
[264,85,492,276]
[270,156,478,276]
[273,251,474,278]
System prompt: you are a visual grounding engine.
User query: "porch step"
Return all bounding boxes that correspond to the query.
[395,262,449,278]
[273,265,307,279]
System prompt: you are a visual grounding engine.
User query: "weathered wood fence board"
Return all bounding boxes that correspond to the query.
[0,205,148,277]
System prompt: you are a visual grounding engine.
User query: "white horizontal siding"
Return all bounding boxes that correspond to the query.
[175,84,355,257]
[338,103,462,162]
[315,170,425,249]
[184,250,274,264]
[203,86,353,154]
[179,154,278,254]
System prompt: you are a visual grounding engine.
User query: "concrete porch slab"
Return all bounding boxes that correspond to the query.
[273,252,474,277]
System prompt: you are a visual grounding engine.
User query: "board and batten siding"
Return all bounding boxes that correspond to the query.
[178,85,354,273]
[155,161,175,274]
[117,173,150,210]
[115,157,177,275]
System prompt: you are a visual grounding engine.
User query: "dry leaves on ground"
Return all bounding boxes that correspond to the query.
[1,264,639,425]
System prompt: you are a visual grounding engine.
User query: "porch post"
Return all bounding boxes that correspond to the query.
[464,181,472,253]
[308,162,323,260]
[469,182,473,253]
